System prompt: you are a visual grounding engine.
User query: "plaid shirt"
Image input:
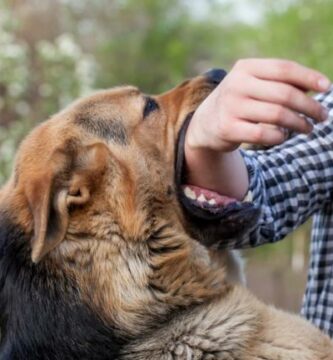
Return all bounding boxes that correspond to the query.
[235,88,333,337]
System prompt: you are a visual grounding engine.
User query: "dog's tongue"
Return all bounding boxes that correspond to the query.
[182,184,236,207]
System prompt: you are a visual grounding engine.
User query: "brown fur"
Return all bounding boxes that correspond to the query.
[1,75,333,359]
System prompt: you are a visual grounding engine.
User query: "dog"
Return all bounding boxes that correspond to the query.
[0,70,332,359]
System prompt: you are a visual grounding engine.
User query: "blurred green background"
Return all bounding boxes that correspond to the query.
[1,0,333,311]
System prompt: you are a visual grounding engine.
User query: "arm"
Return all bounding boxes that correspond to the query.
[185,59,332,248]
[185,59,330,199]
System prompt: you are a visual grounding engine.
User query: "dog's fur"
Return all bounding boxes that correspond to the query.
[0,74,332,359]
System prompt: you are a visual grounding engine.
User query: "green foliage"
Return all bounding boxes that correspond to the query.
[228,0,333,79]
[0,120,31,185]
[1,0,333,187]
[93,0,223,92]
[35,34,96,114]
[0,3,96,184]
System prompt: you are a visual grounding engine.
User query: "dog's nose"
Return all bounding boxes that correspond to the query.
[204,68,227,84]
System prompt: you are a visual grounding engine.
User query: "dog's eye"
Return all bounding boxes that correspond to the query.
[143,97,159,118]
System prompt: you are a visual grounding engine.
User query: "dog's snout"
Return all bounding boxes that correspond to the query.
[204,68,227,85]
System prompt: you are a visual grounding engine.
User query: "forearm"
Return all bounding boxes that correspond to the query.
[184,145,248,201]
[185,107,333,249]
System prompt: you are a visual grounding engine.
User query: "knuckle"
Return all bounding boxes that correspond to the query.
[252,126,265,143]
[221,82,243,103]
[266,127,285,145]
[221,88,236,104]
[272,105,286,121]
[276,60,295,77]
[217,122,232,140]
[277,115,289,128]
[229,70,242,81]
[218,76,233,94]
[281,87,294,103]
[224,73,250,98]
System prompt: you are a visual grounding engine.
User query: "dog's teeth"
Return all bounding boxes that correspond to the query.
[244,190,253,202]
[184,187,196,200]
[197,194,207,203]
[208,199,217,205]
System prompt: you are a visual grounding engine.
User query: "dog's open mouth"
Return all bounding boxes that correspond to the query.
[176,114,259,229]
[181,185,236,210]
[176,115,241,217]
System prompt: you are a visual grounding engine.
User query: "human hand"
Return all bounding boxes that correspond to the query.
[186,59,331,152]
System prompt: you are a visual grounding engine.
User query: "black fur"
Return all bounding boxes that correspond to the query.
[0,210,128,359]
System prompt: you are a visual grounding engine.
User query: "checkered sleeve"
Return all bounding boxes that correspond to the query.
[232,89,333,248]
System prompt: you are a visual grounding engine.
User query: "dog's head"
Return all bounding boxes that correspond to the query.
[1,69,258,264]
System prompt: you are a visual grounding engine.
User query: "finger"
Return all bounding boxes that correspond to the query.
[234,59,331,93]
[219,119,286,147]
[242,77,328,123]
[234,99,313,134]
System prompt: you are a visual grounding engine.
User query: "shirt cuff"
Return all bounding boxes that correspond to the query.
[240,149,263,205]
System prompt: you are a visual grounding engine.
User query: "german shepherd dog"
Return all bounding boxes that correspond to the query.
[0,70,332,359]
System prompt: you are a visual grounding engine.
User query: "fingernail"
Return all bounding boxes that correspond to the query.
[318,77,331,91]
[322,107,330,121]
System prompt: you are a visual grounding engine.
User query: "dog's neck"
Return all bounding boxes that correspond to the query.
[0,190,228,339]
[54,218,228,336]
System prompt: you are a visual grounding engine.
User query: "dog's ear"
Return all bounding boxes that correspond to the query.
[25,143,109,263]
